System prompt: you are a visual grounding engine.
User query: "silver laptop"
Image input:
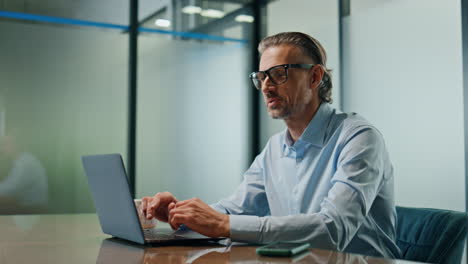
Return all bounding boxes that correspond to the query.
[82,153,221,244]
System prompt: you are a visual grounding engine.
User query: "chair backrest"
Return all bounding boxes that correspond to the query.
[396,206,468,264]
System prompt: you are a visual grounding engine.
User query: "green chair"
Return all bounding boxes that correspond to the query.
[396,206,468,263]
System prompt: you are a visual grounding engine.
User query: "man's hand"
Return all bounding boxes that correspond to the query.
[168,198,230,238]
[141,192,178,224]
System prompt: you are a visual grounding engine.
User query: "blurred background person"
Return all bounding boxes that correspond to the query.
[0,130,48,214]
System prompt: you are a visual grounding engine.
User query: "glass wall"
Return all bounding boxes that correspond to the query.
[0,2,128,214]
[342,0,465,212]
[0,0,258,213]
[136,1,253,204]
[0,0,256,214]
[0,0,128,24]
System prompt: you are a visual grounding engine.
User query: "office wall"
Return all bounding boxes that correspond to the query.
[136,36,250,204]
[342,0,465,211]
[259,0,340,148]
[0,21,128,213]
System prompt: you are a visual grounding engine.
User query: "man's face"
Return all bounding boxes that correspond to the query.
[259,45,317,120]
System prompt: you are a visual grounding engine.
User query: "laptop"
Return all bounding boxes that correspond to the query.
[82,153,222,245]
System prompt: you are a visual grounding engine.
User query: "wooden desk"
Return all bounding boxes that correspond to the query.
[0,214,420,263]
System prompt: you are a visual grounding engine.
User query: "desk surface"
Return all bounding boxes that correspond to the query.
[0,214,421,263]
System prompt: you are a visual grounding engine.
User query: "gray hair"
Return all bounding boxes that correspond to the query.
[258,32,333,103]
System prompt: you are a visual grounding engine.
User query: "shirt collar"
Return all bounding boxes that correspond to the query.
[282,103,333,150]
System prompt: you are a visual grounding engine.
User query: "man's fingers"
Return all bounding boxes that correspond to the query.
[147,197,161,219]
[168,211,177,230]
[161,192,178,204]
[170,213,190,230]
[141,197,149,214]
[169,208,188,224]
[168,214,179,230]
[168,202,176,211]
[145,192,178,219]
[174,197,199,208]
[169,207,192,217]
[174,201,188,208]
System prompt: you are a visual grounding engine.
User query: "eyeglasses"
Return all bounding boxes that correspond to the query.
[249,64,314,90]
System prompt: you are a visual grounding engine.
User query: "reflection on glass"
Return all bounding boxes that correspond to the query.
[96,238,397,264]
[0,18,128,214]
[139,0,252,40]
[0,133,48,214]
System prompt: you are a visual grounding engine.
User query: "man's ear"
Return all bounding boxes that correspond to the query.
[309,65,324,90]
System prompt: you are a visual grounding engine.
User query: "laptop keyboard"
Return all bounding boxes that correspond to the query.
[143,227,214,241]
[143,228,176,240]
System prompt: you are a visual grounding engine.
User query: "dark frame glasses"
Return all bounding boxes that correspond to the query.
[249,64,314,90]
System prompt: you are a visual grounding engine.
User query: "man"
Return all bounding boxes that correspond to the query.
[142,32,401,259]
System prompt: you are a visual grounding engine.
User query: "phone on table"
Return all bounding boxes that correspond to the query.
[256,242,310,257]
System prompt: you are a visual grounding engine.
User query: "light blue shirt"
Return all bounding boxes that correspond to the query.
[212,103,401,259]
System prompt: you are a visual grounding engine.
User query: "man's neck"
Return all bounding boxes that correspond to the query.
[284,102,321,143]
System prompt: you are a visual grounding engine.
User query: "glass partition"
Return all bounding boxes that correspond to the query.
[0,0,255,214]
[0,0,129,24]
[342,0,465,212]
[0,15,128,214]
[136,30,251,204]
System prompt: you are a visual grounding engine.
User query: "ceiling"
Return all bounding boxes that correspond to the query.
[0,0,256,26]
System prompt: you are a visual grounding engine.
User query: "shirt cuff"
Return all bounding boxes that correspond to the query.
[229,215,261,242]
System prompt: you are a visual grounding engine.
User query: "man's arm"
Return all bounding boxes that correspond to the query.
[228,128,388,250]
[144,149,270,234]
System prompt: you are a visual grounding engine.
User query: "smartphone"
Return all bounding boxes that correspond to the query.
[256,242,310,257]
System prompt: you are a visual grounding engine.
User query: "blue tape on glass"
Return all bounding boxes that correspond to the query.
[138,27,248,44]
[0,10,248,44]
[0,10,129,30]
